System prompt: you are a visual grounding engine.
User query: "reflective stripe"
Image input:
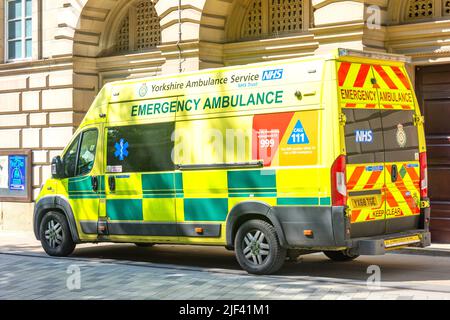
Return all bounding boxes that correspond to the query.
[347,166,365,191]
[391,66,412,90]
[373,65,398,90]
[338,62,352,87]
[353,64,371,88]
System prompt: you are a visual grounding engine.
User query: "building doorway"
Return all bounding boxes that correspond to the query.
[416,65,450,243]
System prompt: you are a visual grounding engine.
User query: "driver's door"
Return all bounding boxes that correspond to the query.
[61,125,104,240]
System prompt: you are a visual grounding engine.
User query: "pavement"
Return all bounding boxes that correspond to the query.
[1,231,450,300]
[396,243,450,257]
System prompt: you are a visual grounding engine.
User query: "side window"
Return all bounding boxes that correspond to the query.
[61,129,98,178]
[174,116,253,165]
[77,130,99,176]
[62,136,80,178]
[106,122,174,173]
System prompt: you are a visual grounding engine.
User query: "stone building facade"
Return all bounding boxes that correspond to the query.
[0,0,450,242]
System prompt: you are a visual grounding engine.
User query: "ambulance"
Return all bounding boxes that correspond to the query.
[33,49,431,275]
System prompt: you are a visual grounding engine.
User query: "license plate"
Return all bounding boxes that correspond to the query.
[351,196,379,209]
[384,235,421,248]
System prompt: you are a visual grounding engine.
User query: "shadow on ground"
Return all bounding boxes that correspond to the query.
[63,243,450,283]
[1,239,450,284]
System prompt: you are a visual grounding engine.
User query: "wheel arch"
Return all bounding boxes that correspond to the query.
[33,196,80,243]
[225,201,287,249]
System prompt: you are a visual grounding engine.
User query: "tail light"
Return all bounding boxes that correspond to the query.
[331,155,347,206]
[419,152,428,198]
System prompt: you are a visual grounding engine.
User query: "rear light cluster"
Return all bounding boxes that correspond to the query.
[419,152,428,198]
[331,155,347,206]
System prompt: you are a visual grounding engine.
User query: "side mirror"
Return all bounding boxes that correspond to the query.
[51,156,64,179]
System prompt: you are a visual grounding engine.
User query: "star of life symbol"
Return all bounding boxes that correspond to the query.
[396,124,407,148]
[114,139,129,161]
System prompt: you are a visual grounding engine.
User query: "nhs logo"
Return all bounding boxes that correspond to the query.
[355,130,373,143]
[262,69,284,81]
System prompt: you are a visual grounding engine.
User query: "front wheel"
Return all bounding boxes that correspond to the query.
[323,250,359,262]
[39,211,76,257]
[234,220,286,275]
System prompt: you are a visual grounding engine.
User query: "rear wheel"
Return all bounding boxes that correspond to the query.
[39,211,76,257]
[323,250,359,262]
[234,220,286,275]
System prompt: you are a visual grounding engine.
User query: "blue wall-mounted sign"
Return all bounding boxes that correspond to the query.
[9,155,26,191]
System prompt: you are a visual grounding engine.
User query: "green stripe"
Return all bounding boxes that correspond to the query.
[107,199,143,221]
[320,197,331,206]
[69,194,105,199]
[184,198,228,222]
[142,172,183,191]
[277,197,320,206]
[143,190,176,195]
[143,193,184,199]
[69,176,105,193]
[68,176,92,192]
[228,170,276,190]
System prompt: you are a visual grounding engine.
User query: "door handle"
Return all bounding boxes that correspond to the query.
[108,176,116,192]
[91,176,98,192]
[391,165,398,183]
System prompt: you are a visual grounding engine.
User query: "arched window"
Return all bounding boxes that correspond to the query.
[444,0,450,15]
[407,0,434,20]
[241,0,306,40]
[114,0,161,53]
[403,0,450,21]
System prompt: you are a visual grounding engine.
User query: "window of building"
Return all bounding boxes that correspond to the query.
[404,0,450,21]
[241,0,306,40]
[407,0,434,20]
[106,122,175,173]
[445,0,450,15]
[114,0,161,53]
[5,0,32,61]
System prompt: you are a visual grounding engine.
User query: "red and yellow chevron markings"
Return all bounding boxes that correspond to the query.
[337,61,415,110]
[338,62,378,109]
[346,165,385,223]
[385,163,420,218]
[346,162,420,223]
[372,65,415,110]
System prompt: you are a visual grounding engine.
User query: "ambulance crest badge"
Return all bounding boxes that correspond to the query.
[396,124,407,148]
[139,83,148,97]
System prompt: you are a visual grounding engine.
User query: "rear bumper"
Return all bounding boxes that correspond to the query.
[273,204,431,254]
[346,230,431,256]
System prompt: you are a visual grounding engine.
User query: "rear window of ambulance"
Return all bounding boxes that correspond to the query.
[343,109,385,165]
[343,109,420,164]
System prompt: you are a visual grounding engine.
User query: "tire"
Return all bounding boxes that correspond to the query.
[234,220,286,275]
[134,243,155,248]
[39,211,76,257]
[323,250,359,262]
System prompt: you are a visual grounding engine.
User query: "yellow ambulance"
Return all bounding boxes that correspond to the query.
[34,49,431,275]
